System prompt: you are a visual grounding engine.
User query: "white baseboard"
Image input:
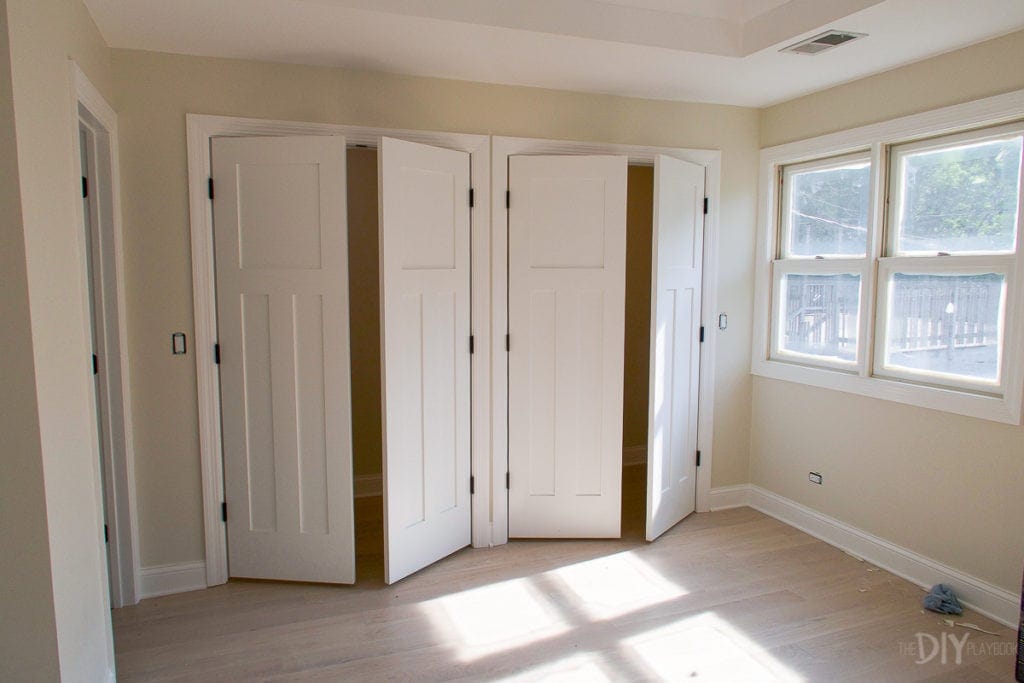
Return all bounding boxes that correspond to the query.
[706,484,751,511]
[354,473,382,498]
[706,484,1020,628]
[622,445,647,466]
[139,561,207,599]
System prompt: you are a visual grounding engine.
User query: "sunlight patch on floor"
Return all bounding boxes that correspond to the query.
[622,612,804,682]
[548,550,687,620]
[496,651,613,682]
[421,577,569,661]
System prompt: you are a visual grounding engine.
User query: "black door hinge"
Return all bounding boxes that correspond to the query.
[82,176,89,198]
[103,524,109,543]
[469,335,475,354]
[505,334,510,352]
[699,326,705,343]
[505,190,510,209]
[214,343,221,364]
[470,475,475,495]
[208,178,215,200]
[506,472,510,489]
[703,197,709,215]
[469,188,475,208]
[696,450,701,467]
[221,502,227,522]
[92,354,98,375]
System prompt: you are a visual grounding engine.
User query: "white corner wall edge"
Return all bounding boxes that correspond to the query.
[139,562,207,599]
[707,485,1020,627]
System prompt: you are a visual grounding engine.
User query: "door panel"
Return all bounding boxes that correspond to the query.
[213,135,355,583]
[645,154,705,541]
[379,137,472,584]
[508,155,628,538]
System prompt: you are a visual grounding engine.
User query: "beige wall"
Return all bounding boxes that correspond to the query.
[762,29,1024,147]
[111,49,760,566]
[5,0,115,678]
[755,29,1024,593]
[0,0,61,678]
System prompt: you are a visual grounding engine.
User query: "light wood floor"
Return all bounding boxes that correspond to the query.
[113,467,1017,681]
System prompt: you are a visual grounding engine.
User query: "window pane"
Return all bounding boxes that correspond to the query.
[884,273,1005,383]
[784,161,870,257]
[894,136,1022,254]
[778,273,861,363]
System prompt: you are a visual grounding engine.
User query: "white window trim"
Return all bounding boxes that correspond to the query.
[752,89,1024,425]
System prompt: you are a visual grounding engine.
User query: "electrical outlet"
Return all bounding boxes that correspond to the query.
[808,471,823,485]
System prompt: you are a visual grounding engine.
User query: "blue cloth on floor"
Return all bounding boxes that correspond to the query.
[924,584,963,615]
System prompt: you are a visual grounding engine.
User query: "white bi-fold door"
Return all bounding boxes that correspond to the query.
[507,154,628,538]
[378,137,473,584]
[645,155,705,541]
[213,135,355,583]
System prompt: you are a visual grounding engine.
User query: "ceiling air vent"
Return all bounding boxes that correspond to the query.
[782,30,866,55]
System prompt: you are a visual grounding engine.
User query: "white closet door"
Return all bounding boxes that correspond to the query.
[379,137,472,584]
[645,155,705,541]
[508,155,628,538]
[213,136,355,583]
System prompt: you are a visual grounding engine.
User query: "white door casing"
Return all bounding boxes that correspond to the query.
[645,155,705,541]
[379,137,472,584]
[79,123,117,600]
[213,135,355,583]
[507,154,628,538]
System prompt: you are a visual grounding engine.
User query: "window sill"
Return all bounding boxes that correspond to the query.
[750,358,1022,425]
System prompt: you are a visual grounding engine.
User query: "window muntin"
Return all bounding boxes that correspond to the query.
[878,271,1006,388]
[890,133,1022,256]
[781,154,871,259]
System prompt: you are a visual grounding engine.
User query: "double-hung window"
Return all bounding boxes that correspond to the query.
[773,152,872,370]
[877,126,1021,394]
[754,94,1024,424]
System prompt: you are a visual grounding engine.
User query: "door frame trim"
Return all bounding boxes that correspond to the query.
[492,136,722,545]
[186,115,492,587]
[70,62,141,607]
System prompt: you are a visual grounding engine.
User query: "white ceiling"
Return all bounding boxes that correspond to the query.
[604,0,793,23]
[84,0,1024,107]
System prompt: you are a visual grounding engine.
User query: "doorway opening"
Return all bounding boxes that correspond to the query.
[346,146,386,583]
[76,96,138,607]
[346,143,474,584]
[622,164,655,539]
[209,134,475,586]
[188,117,491,589]
[503,151,706,544]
